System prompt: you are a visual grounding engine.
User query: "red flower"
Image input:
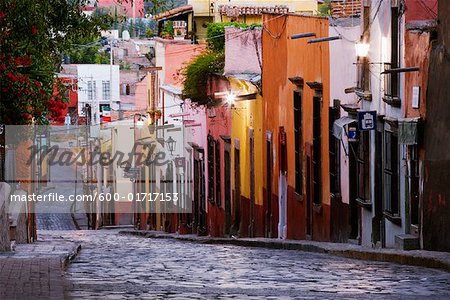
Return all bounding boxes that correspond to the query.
[14,57,21,66]
[0,11,5,19]
[31,25,37,35]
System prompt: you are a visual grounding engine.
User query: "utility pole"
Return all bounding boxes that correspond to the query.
[132,0,136,37]
[110,37,114,120]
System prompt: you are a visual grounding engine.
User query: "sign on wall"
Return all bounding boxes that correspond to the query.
[412,86,420,108]
[358,111,377,131]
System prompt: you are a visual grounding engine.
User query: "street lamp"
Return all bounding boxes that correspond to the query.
[166,136,176,155]
[226,92,236,105]
[355,42,370,57]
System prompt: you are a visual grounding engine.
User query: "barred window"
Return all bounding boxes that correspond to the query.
[102,80,110,100]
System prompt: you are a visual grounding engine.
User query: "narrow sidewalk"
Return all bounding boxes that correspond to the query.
[0,230,81,299]
[120,230,450,272]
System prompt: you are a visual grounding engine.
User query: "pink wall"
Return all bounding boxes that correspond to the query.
[225,27,262,75]
[97,0,145,18]
[164,43,205,87]
[405,0,437,22]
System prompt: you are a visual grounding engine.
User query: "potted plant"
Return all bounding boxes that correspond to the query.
[174,29,184,40]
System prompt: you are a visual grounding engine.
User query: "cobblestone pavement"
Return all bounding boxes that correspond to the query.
[0,258,65,299]
[0,231,81,299]
[57,230,450,299]
[36,213,78,230]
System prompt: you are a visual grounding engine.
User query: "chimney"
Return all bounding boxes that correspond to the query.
[331,0,362,18]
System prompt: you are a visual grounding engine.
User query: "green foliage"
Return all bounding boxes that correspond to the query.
[146,28,154,38]
[66,35,109,64]
[318,0,331,16]
[159,20,174,38]
[206,22,259,53]
[165,21,174,36]
[182,51,225,106]
[145,0,176,16]
[182,22,260,105]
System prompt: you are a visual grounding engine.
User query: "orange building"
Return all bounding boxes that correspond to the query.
[262,14,332,241]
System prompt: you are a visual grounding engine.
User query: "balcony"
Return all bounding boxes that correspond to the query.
[382,63,401,107]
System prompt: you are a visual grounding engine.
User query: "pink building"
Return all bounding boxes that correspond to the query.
[96,0,145,18]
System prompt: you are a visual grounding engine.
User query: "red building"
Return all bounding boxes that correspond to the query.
[49,76,78,125]
[205,75,232,237]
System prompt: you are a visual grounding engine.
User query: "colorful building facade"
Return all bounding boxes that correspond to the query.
[262,14,331,240]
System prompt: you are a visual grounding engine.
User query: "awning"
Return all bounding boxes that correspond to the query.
[333,116,356,140]
[399,117,421,145]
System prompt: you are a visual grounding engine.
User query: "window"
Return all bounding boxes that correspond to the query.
[329,101,340,196]
[384,3,400,100]
[207,135,215,204]
[102,80,110,100]
[87,81,96,100]
[384,130,399,214]
[294,91,302,195]
[357,57,370,92]
[357,131,371,202]
[356,3,371,93]
[312,95,322,205]
[215,140,221,207]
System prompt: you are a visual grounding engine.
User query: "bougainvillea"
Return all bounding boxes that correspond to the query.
[0,0,111,125]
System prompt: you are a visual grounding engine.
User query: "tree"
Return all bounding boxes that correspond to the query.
[65,34,110,65]
[144,0,176,16]
[318,0,331,16]
[0,0,110,125]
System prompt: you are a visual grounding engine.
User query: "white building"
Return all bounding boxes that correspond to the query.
[76,64,120,124]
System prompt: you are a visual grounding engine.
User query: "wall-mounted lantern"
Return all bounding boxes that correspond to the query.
[166,136,176,155]
[355,42,370,57]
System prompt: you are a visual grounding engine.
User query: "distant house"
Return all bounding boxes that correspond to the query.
[61,64,120,124]
[96,0,145,18]
[154,1,319,41]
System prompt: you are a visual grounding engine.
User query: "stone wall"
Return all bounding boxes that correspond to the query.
[9,189,28,244]
[0,183,11,251]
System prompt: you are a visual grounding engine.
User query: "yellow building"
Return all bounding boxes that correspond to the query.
[229,76,265,237]
[188,0,319,39]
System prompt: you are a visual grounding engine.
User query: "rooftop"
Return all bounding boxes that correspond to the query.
[154,5,193,21]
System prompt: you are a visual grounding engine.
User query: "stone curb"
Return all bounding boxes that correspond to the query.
[119,230,450,272]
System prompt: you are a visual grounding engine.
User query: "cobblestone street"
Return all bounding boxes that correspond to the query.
[57,231,450,299]
[35,157,88,231]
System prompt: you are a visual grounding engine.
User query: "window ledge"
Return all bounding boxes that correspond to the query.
[313,203,322,214]
[382,95,401,107]
[383,211,402,226]
[355,89,372,101]
[330,193,342,202]
[295,192,303,202]
[355,197,372,210]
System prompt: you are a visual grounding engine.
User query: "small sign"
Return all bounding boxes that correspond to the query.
[175,157,185,169]
[348,126,359,142]
[358,111,377,131]
[412,86,420,108]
